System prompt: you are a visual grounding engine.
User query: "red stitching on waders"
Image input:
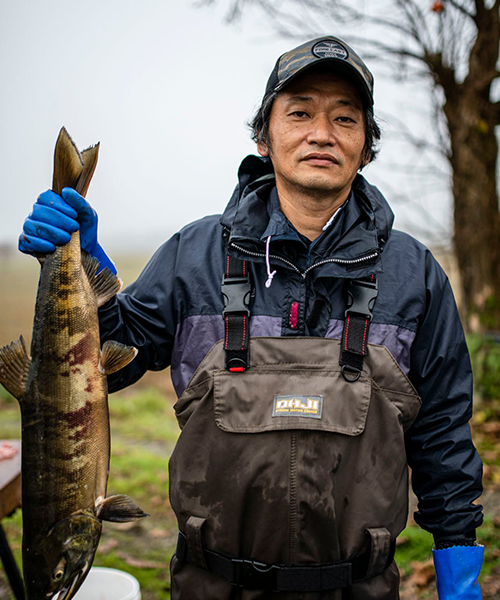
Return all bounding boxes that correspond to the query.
[344,315,351,350]
[226,256,230,276]
[289,432,298,562]
[289,301,299,329]
[243,260,246,276]
[225,315,229,349]
[241,315,246,350]
[362,318,368,354]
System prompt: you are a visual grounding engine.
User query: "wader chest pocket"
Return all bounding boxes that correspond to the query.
[213,367,371,434]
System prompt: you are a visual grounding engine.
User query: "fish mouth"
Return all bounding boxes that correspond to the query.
[56,569,86,600]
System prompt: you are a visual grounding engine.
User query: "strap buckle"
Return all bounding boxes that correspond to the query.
[221,275,252,317]
[345,279,378,322]
[232,558,278,590]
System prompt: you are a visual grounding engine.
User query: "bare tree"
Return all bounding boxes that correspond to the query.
[203,0,500,332]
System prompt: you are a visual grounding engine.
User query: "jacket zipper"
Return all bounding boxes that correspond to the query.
[230,242,379,279]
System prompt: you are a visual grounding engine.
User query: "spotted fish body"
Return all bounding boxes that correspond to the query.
[0,128,147,600]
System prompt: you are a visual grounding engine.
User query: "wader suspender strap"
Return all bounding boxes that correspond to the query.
[222,256,252,372]
[340,276,378,382]
[176,531,396,591]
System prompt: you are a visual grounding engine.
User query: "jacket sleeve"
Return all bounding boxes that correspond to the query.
[98,233,180,393]
[406,249,483,539]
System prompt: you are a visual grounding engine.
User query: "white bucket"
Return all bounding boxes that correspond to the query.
[72,567,141,600]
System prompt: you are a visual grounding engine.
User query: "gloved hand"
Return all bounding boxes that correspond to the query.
[433,544,484,599]
[19,188,116,274]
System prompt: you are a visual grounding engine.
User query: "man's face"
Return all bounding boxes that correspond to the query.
[258,71,367,200]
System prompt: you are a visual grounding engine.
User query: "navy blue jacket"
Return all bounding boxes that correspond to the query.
[99,155,483,539]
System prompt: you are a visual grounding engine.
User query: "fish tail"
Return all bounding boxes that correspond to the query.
[52,127,84,195]
[77,143,100,198]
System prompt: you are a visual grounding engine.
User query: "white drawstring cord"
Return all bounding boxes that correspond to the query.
[265,235,277,288]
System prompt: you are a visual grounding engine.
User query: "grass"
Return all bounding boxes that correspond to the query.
[395,526,434,577]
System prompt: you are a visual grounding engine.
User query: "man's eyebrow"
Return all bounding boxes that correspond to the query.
[285,95,314,103]
[285,96,361,109]
[336,99,356,107]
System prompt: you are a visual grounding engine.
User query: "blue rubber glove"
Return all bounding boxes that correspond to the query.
[19,188,116,275]
[433,545,484,599]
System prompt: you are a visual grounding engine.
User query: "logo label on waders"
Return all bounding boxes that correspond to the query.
[272,395,323,418]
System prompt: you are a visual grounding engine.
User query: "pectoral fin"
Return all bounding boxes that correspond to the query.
[0,336,31,401]
[95,495,149,522]
[100,341,138,376]
[82,251,122,307]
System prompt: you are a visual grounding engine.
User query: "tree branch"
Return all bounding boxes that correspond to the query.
[395,0,433,54]
[425,52,460,97]
[379,111,449,158]
[473,0,485,17]
[340,35,428,64]
[447,0,475,20]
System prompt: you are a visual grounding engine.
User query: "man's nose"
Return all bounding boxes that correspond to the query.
[306,114,334,146]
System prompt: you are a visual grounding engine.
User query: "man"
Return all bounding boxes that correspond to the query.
[20,37,483,599]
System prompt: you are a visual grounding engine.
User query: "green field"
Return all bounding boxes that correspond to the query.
[0,253,499,599]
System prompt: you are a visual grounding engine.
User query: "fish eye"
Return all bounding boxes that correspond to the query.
[53,568,65,581]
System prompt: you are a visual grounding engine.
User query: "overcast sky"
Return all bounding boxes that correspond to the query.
[1,0,452,255]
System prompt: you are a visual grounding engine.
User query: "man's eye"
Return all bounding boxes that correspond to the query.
[290,111,309,118]
[337,116,355,123]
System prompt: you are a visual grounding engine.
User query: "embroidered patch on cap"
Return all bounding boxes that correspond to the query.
[272,395,323,419]
[312,40,348,60]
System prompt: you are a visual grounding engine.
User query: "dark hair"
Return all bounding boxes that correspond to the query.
[249,92,381,170]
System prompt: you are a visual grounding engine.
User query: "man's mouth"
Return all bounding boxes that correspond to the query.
[302,153,339,166]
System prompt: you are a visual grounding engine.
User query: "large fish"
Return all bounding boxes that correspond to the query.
[0,128,147,600]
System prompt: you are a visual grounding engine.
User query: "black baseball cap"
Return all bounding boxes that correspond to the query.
[264,36,374,106]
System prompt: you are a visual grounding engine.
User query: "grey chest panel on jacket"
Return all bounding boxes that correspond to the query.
[169,337,421,599]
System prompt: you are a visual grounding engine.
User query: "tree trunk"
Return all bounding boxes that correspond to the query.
[445,92,500,331]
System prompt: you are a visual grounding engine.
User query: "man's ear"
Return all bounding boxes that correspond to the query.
[257,139,269,158]
[359,151,371,171]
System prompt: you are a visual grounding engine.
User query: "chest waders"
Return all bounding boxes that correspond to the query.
[169,257,421,599]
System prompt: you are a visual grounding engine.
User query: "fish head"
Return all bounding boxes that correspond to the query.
[23,514,102,600]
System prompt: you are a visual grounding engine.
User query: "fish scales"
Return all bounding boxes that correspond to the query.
[0,128,147,600]
[22,231,108,527]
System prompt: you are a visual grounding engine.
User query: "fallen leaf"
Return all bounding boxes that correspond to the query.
[150,528,168,538]
[482,422,500,434]
[98,539,119,553]
[112,521,143,532]
[481,450,499,463]
[408,559,435,587]
[117,552,167,569]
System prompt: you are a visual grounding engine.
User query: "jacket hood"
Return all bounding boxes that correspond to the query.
[220,154,395,276]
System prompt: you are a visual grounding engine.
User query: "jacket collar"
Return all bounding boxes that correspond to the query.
[220,155,394,274]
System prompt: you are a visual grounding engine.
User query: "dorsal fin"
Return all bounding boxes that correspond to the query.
[81,251,123,307]
[92,268,123,307]
[81,251,100,281]
[77,143,100,197]
[52,127,84,195]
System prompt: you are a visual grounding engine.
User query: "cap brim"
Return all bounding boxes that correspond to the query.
[274,58,373,107]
